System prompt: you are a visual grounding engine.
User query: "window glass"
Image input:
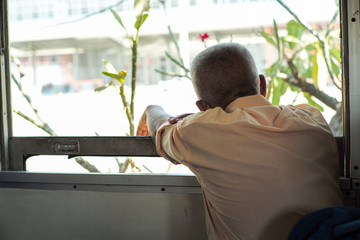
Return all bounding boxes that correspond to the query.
[26,156,192,174]
[9,0,341,172]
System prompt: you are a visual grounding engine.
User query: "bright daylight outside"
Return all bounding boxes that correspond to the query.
[9,0,342,174]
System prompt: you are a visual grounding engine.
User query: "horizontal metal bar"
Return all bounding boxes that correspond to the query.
[9,136,344,172]
[0,172,201,193]
[9,136,159,170]
[0,172,197,186]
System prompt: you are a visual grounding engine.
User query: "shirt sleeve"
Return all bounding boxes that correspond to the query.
[155,121,188,165]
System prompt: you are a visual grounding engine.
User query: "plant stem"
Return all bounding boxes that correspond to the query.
[154,69,191,79]
[11,74,57,136]
[74,157,100,172]
[130,38,138,136]
[14,110,56,136]
[117,84,133,134]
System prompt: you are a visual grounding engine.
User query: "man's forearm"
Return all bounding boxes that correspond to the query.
[146,105,170,140]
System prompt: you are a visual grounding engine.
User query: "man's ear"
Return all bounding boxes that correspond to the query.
[259,74,267,97]
[196,100,212,111]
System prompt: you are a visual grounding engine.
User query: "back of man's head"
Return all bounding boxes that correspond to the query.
[191,42,260,109]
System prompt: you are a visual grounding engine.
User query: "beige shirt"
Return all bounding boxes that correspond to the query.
[156,95,343,240]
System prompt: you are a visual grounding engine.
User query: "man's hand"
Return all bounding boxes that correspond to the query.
[137,105,183,166]
[136,110,150,136]
[136,105,170,140]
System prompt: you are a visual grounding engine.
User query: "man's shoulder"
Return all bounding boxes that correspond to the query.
[292,104,321,112]
[280,104,331,131]
[180,107,227,125]
[283,104,323,117]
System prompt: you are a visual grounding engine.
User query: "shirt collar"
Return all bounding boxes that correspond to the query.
[225,94,273,112]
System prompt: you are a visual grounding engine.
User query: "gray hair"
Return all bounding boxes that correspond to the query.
[191,42,260,109]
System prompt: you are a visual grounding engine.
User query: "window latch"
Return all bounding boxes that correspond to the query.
[53,141,79,154]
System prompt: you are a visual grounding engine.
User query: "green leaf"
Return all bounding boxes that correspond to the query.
[261,32,276,47]
[279,78,289,96]
[95,85,109,92]
[329,48,341,77]
[287,20,304,39]
[273,19,280,52]
[311,50,319,87]
[102,59,117,73]
[305,43,317,51]
[134,13,148,30]
[330,57,340,77]
[294,57,311,79]
[286,20,304,49]
[272,90,281,106]
[165,51,190,73]
[261,20,281,51]
[303,92,324,111]
[102,71,120,79]
[134,0,151,18]
[282,35,301,45]
[110,8,127,31]
[271,77,282,106]
[167,26,182,59]
[24,94,31,103]
[330,47,341,63]
[102,71,125,83]
[271,77,291,106]
[289,84,298,92]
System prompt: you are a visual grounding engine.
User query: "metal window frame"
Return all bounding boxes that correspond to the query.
[338,0,360,207]
[9,136,159,171]
[0,0,353,196]
[0,0,11,171]
[0,0,359,210]
[0,0,347,173]
[344,0,360,178]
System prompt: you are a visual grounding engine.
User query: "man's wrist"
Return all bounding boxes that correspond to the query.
[146,105,170,140]
[146,105,163,112]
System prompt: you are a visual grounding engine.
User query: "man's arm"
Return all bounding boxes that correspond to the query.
[137,105,194,165]
[136,105,170,141]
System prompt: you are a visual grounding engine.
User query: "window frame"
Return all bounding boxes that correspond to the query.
[0,0,11,171]
[2,0,360,209]
[341,0,360,178]
[9,136,158,171]
[0,0,352,177]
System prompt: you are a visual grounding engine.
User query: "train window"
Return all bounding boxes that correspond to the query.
[26,155,192,174]
[2,0,342,172]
